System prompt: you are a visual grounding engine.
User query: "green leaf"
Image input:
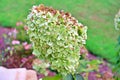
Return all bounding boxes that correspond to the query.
[89,60,101,65]
[42,75,62,80]
[76,60,88,73]
[63,74,73,80]
[87,60,101,71]
[75,74,84,80]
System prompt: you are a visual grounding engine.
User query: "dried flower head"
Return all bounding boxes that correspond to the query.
[26,4,87,76]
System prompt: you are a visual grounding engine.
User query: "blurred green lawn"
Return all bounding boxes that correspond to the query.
[0,0,120,63]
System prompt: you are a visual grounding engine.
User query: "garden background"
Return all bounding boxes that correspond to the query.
[0,0,120,63]
[1,0,120,80]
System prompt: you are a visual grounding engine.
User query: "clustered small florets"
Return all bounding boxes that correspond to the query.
[26,4,87,76]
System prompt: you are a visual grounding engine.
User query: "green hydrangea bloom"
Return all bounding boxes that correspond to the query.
[26,4,87,76]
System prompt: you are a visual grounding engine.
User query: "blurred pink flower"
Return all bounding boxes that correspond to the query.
[8,32,12,36]
[80,47,88,54]
[12,40,20,45]
[22,42,32,50]
[24,44,32,50]
[16,21,23,26]
[24,25,28,31]
[7,47,11,50]
[47,70,56,76]
[13,28,18,34]
[11,47,14,50]
[103,71,113,78]
[21,58,28,63]
[28,55,34,59]
[22,42,27,46]
[12,28,18,39]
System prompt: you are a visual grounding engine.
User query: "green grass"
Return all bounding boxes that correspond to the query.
[0,0,120,63]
